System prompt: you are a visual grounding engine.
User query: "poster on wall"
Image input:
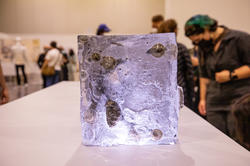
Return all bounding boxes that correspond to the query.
[0,38,40,62]
[0,38,41,76]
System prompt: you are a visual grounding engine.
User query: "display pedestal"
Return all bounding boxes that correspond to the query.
[0,82,249,166]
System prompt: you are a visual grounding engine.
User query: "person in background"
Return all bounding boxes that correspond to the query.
[67,49,77,81]
[151,14,164,33]
[0,63,9,104]
[189,46,200,114]
[190,46,199,67]
[158,19,195,110]
[11,37,28,86]
[42,41,62,87]
[96,24,111,35]
[232,93,250,151]
[184,14,250,139]
[58,46,69,81]
[37,46,50,88]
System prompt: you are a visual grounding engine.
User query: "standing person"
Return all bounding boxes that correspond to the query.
[96,24,111,35]
[0,63,9,104]
[158,19,195,110]
[232,93,250,151]
[58,46,69,81]
[37,46,50,88]
[67,49,77,81]
[11,37,28,86]
[42,41,62,87]
[151,14,164,33]
[189,46,201,114]
[184,15,250,138]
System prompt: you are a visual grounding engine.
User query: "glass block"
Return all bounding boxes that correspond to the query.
[78,33,183,146]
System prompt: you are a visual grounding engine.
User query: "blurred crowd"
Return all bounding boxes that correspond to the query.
[0,14,249,150]
[152,14,250,150]
[37,41,77,88]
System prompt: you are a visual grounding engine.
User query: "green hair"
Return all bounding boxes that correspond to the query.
[185,15,217,36]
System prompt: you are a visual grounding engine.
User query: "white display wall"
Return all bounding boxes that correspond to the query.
[0,0,165,34]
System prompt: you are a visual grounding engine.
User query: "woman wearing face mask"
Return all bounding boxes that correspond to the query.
[184,15,250,139]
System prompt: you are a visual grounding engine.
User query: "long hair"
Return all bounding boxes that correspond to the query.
[232,93,250,150]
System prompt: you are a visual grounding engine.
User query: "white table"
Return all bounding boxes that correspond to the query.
[0,82,249,166]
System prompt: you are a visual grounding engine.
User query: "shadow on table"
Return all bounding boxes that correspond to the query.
[65,143,195,166]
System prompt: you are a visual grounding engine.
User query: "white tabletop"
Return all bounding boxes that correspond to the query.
[0,82,249,166]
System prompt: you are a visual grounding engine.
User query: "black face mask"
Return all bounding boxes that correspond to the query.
[198,39,214,53]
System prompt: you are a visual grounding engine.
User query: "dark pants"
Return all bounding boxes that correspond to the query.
[42,74,46,88]
[61,65,68,81]
[207,111,236,140]
[45,70,60,88]
[15,64,28,85]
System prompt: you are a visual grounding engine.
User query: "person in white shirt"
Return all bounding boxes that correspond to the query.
[11,37,28,85]
[42,41,62,87]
